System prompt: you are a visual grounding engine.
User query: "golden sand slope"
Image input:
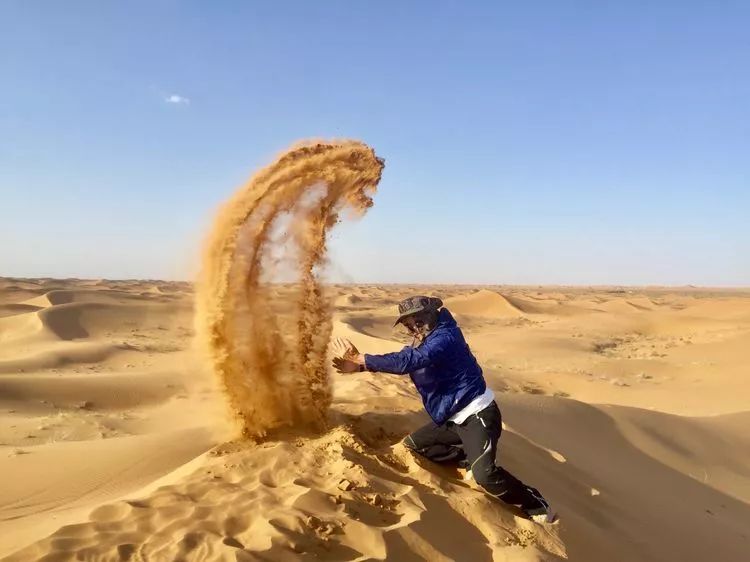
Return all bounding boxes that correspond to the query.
[0,278,226,558]
[2,279,750,561]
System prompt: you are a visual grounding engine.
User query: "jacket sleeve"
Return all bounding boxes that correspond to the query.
[364,332,451,374]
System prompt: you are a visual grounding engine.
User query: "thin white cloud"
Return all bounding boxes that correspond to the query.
[165,94,190,105]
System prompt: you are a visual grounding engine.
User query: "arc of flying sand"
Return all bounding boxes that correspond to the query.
[195,141,384,438]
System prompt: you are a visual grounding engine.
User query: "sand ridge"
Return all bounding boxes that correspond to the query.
[443,289,525,318]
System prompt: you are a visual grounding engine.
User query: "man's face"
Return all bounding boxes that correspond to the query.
[401,314,426,335]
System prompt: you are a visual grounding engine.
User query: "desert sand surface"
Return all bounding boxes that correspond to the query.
[1,277,749,561]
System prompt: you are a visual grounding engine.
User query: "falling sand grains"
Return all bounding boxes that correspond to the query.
[195,140,384,438]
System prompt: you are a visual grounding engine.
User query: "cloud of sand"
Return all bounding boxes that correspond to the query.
[195,140,384,438]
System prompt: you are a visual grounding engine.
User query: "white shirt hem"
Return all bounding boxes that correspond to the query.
[448,387,495,425]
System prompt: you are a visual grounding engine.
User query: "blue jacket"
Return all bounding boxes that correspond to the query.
[364,308,486,425]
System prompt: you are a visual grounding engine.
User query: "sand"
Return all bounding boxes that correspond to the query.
[195,140,384,438]
[1,278,749,560]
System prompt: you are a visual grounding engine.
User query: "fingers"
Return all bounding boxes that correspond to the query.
[332,356,343,372]
[332,338,347,357]
[331,337,358,360]
[332,356,350,372]
[342,338,358,357]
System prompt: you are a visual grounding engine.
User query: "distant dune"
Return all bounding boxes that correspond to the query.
[444,289,525,317]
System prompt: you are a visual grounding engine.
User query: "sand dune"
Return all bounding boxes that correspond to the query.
[498,396,750,561]
[338,311,408,345]
[0,279,225,560]
[502,294,593,317]
[334,293,365,310]
[37,300,190,340]
[0,304,42,319]
[1,279,749,560]
[0,371,185,411]
[0,428,216,558]
[444,289,525,318]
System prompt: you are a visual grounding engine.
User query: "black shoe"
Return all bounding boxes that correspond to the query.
[526,504,558,524]
[524,490,558,524]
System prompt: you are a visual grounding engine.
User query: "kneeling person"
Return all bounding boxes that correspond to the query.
[332,295,556,524]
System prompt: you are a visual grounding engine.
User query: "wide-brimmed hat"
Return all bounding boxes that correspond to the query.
[394,295,443,326]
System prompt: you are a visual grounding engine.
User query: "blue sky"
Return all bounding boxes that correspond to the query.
[1,1,748,285]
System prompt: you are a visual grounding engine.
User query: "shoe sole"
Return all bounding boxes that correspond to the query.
[531,510,559,525]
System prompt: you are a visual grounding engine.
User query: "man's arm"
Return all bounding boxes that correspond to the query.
[364,334,450,374]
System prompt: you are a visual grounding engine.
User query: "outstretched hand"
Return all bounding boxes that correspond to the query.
[332,356,362,374]
[331,337,364,374]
